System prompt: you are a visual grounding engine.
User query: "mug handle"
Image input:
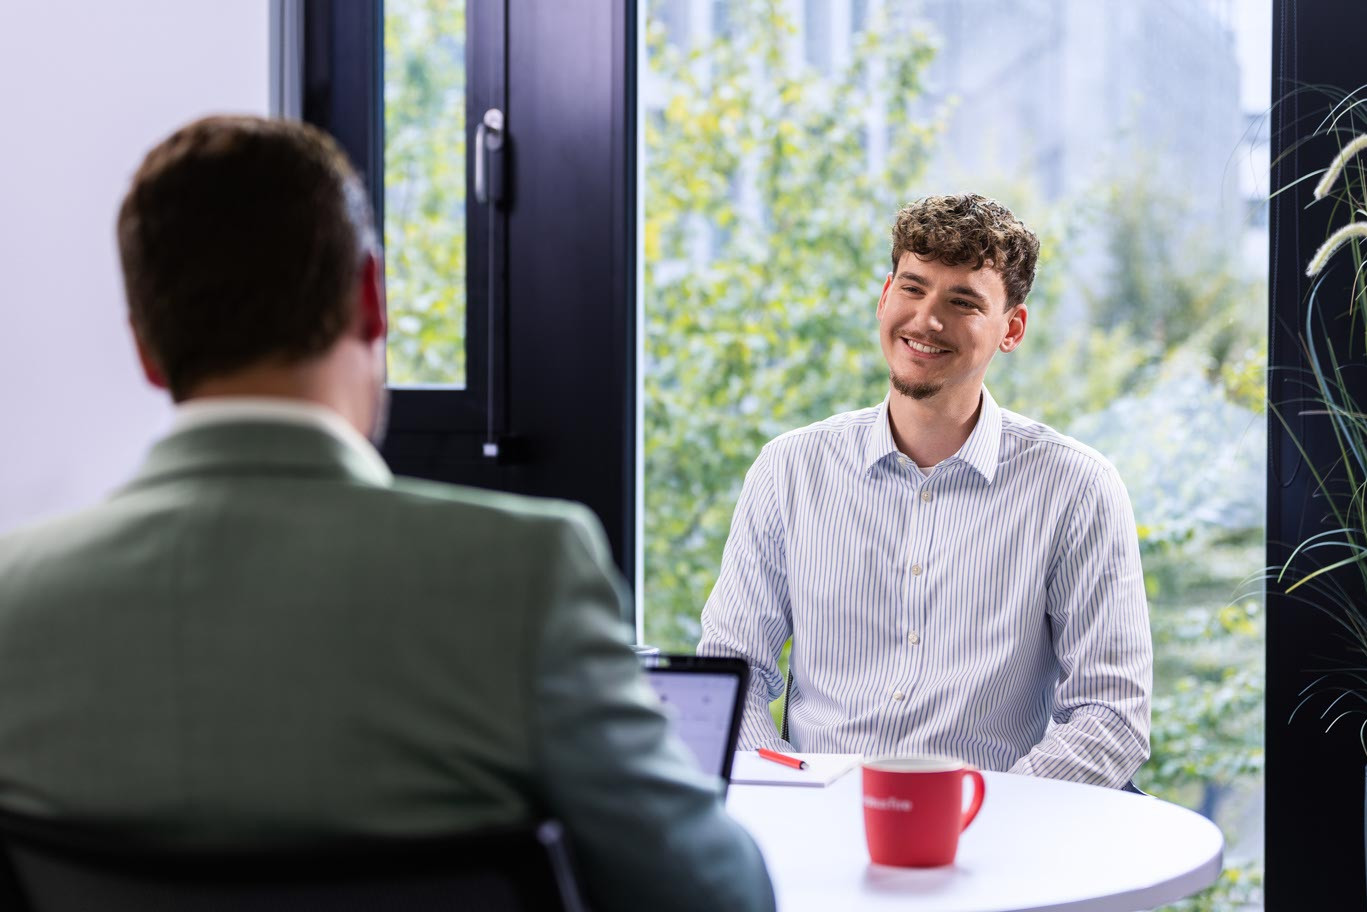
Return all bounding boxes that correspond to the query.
[960,768,986,831]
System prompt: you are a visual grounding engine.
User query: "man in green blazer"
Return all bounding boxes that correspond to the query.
[0,116,774,912]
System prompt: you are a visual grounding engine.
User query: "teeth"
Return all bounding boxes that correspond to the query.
[904,338,945,354]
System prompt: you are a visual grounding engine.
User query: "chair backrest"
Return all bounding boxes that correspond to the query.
[0,812,588,912]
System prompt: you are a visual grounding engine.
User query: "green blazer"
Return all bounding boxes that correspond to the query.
[0,419,773,912]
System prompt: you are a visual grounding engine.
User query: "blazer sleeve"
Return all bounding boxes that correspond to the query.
[529,505,775,912]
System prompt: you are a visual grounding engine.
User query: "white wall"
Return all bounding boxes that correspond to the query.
[0,2,270,532]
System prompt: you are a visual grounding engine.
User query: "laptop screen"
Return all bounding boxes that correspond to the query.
[642,655,748,786]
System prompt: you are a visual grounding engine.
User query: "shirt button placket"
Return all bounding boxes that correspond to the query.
[901,457,929,716]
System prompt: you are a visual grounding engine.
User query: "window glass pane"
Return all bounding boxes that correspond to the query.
[641,1,1267,907]
[384,0,466,386]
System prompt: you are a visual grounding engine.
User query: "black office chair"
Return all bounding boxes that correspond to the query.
[0,811,588,912]
[780,668,1151,795]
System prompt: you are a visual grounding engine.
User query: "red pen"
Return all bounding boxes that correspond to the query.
[757,747,808,770]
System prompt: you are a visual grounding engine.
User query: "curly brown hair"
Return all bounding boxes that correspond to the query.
[890,194,1040,310]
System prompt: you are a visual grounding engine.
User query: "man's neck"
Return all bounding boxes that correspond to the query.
[181,357,372,439]
[886,385,983,468]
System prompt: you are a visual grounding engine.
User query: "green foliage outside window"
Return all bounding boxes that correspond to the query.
[641,3,1264,908]
[385,0,467,386]
[644,5,940,648]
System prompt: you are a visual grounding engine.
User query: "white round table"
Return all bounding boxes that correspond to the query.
[725,766,1223,911]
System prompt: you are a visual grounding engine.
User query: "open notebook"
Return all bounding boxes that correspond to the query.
[729,752,862,787]
[640,654,860,789]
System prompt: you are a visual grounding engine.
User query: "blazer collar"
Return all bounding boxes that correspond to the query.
[125,420,394,492]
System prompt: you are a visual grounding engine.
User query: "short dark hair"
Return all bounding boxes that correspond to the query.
[890,194,1039,310]
[117,116,375,398]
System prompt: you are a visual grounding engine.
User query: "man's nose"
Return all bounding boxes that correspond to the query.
[910,302,945,334]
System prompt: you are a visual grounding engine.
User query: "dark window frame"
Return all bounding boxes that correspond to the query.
[301,0,638,601]
[1268,1,1367,906]
[303,0,503,435]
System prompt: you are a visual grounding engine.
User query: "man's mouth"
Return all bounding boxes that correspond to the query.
[901,337,950,355]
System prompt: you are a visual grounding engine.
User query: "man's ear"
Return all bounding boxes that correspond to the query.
[356,250,387,344]
[876,272,893,320]
[999,304,1027,353]
[131,323,168,390]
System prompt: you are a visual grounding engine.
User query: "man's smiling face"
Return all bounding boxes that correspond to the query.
[876,252,1026,406]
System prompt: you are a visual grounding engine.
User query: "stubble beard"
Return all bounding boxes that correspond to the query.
[890,369,942,401]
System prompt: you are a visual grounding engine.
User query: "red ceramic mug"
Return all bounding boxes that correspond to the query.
[862,755,986,867]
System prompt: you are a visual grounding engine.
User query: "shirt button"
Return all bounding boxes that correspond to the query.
[908,631,921,646]
[910,563,923,576]
[892,690,906,701]
[921,489,934,502]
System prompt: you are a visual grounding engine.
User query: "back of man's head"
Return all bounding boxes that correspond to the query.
[117,116,375,400]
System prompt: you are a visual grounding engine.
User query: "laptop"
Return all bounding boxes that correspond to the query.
[641,655,748,791]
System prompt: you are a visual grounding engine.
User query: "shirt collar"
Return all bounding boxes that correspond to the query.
[170,396,393,484]
[863,395,902,474]
[955,387,1002,484]
[863,386,1003,484]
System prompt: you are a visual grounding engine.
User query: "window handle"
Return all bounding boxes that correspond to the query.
[474,108,505,204]
[476,106,513,460]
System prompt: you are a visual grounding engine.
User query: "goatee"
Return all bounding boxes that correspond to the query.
[890,370,941,401]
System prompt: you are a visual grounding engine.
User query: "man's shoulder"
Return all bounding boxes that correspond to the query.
[997,408,1117,479]
[0,497,145,570]
[0,475,605,592]
[761,404,882,461]
[389,476,594,526]
[357,476,608,560]
[3,473,596,537]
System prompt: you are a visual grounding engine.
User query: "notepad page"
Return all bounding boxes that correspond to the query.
[729,752,862,787]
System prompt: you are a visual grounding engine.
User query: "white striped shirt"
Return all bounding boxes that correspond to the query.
[697,388,1152,788]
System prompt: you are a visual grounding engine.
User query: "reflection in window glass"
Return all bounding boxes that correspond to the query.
[384,0,466,386]
[641,1,1267,907]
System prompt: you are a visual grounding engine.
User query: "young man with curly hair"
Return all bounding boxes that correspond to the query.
[698,194,1153,789]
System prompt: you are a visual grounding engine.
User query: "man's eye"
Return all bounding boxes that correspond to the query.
[954,299,980,310]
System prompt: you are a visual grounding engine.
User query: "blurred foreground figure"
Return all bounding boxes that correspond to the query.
[0,115,773,912]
